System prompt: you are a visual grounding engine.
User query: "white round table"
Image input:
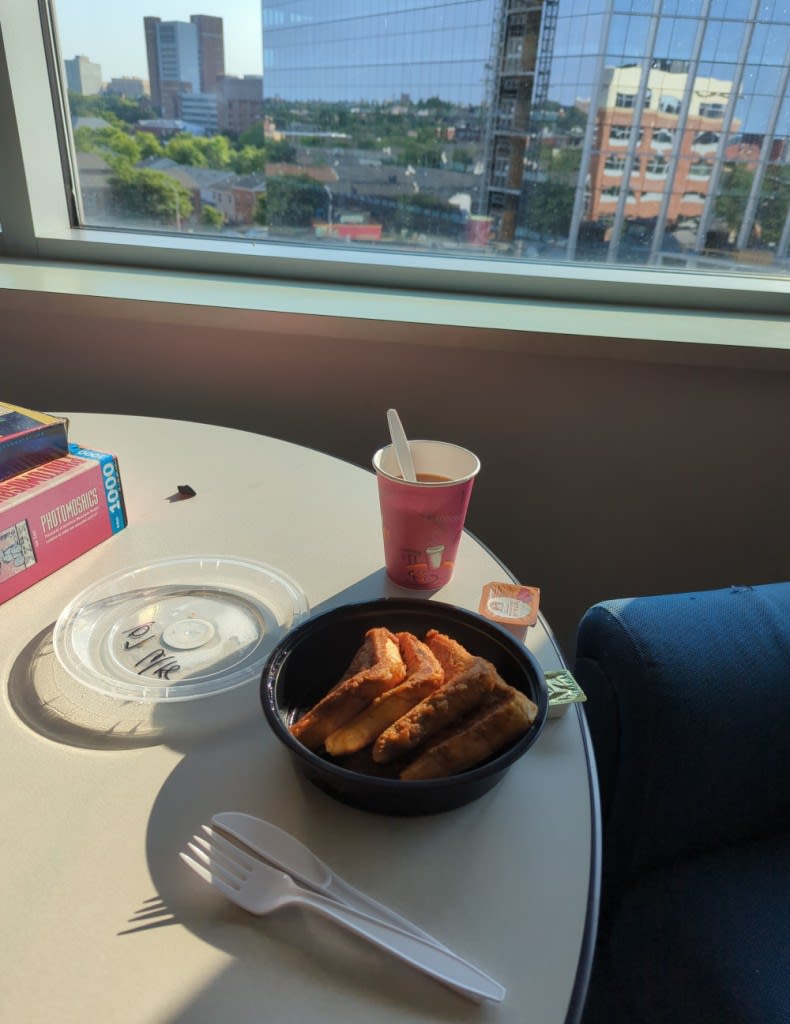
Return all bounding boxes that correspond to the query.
[1,414,599,1024]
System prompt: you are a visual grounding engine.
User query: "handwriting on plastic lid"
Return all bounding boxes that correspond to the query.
[478,582,540,626]
[120,622,182,679]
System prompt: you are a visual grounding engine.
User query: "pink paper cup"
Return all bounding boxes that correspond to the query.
[373,440,480,589]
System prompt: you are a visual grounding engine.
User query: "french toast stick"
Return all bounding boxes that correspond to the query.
[425,629,476,682]
[324,631,443,757]
[400,686,538,780]
[372,655,497,764]
[289,627,405,751]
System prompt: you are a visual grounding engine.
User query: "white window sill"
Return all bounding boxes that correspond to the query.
[1,253,788,368]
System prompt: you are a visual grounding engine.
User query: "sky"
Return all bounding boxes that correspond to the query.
[51,0,788,133]
[53,0,264,81]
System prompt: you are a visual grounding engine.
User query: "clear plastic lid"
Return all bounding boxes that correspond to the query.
[52,555,309,702]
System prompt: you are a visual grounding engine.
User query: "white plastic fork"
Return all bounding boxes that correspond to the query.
[181,829,505,1004]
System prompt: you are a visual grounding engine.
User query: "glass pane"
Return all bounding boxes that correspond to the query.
[51,0,790,275]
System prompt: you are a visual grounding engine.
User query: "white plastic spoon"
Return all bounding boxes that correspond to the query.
[387,408,417,482]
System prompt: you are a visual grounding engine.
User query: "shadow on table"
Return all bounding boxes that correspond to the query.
[4,569,438,752]
[139,709,499,1024]
[5,623,260,750]
[8,566,495,1019]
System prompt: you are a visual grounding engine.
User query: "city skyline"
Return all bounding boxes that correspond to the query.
[60,0,789,266]
[54,0,262,82]
[53,0,789,137]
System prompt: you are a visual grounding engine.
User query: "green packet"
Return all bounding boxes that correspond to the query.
[545,669,587,719]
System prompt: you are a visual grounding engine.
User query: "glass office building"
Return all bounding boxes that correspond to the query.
[260,0,790,266]
[538,0,790,262]
[262,0,499,105]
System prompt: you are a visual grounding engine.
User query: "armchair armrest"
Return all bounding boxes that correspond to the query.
[574,583,790,888]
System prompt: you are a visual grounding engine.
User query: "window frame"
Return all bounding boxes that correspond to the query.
[1,0,788,322]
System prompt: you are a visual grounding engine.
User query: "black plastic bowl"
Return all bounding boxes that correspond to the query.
[261,598,548,816]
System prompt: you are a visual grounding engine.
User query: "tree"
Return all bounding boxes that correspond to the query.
[238,121,266,147]
[398,140,442,168]
[556,103,588,132]
[264,138,297,163]
[313,102,354,133]
[74,125,141,166]
[523,182,575,237]
[755,165,790,245]
[450,147,475,171]
[238,124,298,163]
[232,145,266,175]
[67,92,153,125]
[135,130,164,160]
[200,135,232,170]
[201,204,225,229]
[715,162,753,234]
[393,192,458,235]
[109,167,192,225]
[265,176,326,227]
[549,146,583,176]
[166,133,208,167]
[254,193,268,226]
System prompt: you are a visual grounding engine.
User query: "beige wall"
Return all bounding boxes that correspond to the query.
[3,288,790,660]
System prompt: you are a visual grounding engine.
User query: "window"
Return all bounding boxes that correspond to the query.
[658,95,681,114]
[615,88,651,109]
[1,0,788,309]
[651,128,674,148]
[698,101,725,119]
[646,155,669,177]
[609,124,643,144]
[689,160,712,179]
[693,131,721,148]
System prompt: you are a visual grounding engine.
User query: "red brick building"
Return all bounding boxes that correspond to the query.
[587,67,736,225]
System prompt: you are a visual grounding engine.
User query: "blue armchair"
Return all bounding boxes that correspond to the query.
[574,583,790,1024]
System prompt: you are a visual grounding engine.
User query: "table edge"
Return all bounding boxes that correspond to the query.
[467,527,602,1024]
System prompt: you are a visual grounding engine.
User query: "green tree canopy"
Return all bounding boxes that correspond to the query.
[200,134,232,169]
[234,124,298,162]
[715,162,753,233]
[398,140,443,169]
[264,138,297,163]
[548,146,583,176]
[265,175,326,227]
[523,182,575,237]
[68,92,152,125]
[134,130,164,160]
[449,147,475,171]
[755,165,790,246]
[166,133,208,167]
[73,124,142,168]
[394,192,457,234]
[201,204,225,229]
[238,121,266,147]
[231,145,266,175]
[109,166,192,225]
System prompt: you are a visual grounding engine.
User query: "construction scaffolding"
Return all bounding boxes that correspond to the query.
[480,0,559,243]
